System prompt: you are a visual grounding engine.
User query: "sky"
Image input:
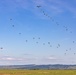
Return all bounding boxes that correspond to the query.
[0,0,76,65]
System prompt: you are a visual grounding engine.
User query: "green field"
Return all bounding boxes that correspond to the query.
[0,70,76,75]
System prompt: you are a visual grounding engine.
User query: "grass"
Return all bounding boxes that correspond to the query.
[0,69,76,75]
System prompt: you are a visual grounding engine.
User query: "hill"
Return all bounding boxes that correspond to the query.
[0,64,76,70]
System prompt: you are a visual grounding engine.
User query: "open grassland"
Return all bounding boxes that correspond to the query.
[0,70,76,75]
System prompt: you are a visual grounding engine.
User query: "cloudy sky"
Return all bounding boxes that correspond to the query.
[0,0,76,65]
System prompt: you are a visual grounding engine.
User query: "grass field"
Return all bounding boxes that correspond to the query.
[0,69,76,75]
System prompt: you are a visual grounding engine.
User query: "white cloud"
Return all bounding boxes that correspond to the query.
[0,55,76,65]
[33,0,76,16]
[1,0,76,16]
[35,55,76,65]
[47,56,57,60]
[0,55,37,62]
